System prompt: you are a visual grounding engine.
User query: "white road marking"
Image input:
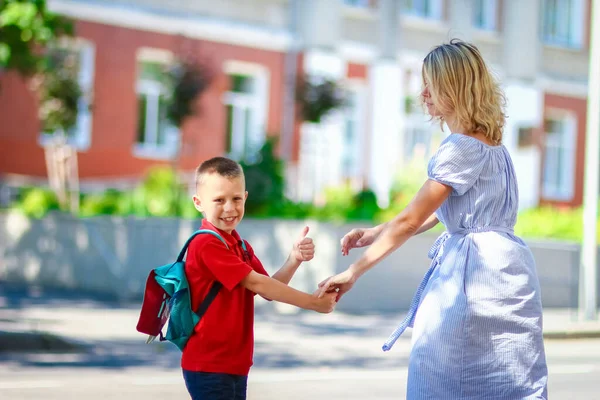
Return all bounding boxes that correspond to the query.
[550,364,597,375]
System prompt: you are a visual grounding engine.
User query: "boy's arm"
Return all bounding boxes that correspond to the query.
[241,270,336,313]
[271,226,313,285]
[271,255,301,285]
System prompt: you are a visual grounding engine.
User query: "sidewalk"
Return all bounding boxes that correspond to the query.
[1,291,599,355]
[541,308,600,339]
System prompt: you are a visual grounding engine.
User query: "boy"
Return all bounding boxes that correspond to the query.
[182,156,337,400]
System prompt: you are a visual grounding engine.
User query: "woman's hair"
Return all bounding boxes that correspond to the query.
[422,39,507,144]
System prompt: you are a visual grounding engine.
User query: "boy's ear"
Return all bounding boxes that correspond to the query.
[192,195,203,212]
[244,191,248,201]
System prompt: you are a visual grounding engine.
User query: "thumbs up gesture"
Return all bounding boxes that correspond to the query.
[291,226,315,262]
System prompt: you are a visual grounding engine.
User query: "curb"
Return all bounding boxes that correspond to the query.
[0,330,88,353]
[543,330,600,340]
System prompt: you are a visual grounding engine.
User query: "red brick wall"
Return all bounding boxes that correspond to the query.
[290,53,304,163]
[540,93,587,207]
[347,62,368,80]
[0,20,286,180]
[0,72,47,177]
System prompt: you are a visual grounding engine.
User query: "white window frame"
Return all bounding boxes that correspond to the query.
[401,0,443,20]
[541,0,585,49]
[221,60,269,162]
[541,110,577,201]
[473,0,498,31]
[38,38,95,151]
[133,47,180,160]
[342,81,366,187]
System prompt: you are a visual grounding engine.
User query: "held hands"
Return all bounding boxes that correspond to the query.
[291,226,315,262]
[315,269,357,302]
[340,227,378,256]
[318,226,377,300]
[311,288,338,313]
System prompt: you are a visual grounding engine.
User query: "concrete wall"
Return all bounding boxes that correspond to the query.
[0,212,595,313]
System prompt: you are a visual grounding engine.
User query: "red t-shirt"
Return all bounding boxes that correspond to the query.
[181,219,269,375]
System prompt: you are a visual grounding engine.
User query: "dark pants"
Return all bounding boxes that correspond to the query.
[182,370,248,400]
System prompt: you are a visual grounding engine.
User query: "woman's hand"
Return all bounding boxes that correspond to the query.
[340,227,381,256]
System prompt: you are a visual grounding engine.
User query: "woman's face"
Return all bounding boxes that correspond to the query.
[421,81,443,118]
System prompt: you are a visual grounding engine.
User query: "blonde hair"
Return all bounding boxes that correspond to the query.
[421,39,507,145]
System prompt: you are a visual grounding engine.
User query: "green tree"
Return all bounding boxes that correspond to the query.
[0,0,73,76]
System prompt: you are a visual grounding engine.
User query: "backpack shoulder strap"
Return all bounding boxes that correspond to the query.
[195,280,222,318]
[175,229,228,318]
[176,229,228,262]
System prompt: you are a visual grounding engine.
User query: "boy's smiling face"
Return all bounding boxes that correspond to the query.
[193,172,248,234]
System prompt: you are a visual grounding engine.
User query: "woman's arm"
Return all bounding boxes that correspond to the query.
[317,180,452,299]
[348,181,451,280]
[413,214,439,236]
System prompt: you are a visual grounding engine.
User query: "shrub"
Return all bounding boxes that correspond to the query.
[515,206,600,243]
[79,190,130,217]
[240,137,286,217]
[15,187,60,218]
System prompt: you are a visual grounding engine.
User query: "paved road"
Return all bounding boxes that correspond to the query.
[0,312,598,399]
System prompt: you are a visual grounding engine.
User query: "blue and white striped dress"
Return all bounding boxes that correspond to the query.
[384,133,548,399]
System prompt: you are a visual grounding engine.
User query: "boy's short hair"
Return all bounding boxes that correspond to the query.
[195,157,244,191]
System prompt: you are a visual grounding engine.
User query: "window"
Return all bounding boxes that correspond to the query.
[134,49,179,159]
[222,61,269,162]
[402,0,443,19]
[542,115,576,201]
[342,85,365,183]
[541,0,585,49]
[517,126,536,148]
[473,0,498,31]
[39,39,95,150]
[343,0,371,7]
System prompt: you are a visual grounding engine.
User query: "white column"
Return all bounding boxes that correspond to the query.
[503,0,541,80]
[580,0,600,320]
[368,61,403,208]
[289,0,345,202]
[367,0,402,208]
[448,0,475,41]
[503,86,543,210]
[501,0,543,210]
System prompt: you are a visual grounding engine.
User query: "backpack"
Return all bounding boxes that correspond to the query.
[135,229,248,351]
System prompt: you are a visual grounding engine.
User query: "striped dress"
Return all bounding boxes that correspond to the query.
[384,133,548,399]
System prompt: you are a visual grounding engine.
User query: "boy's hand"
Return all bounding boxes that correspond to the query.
[311,289,337,313]
[291,226,314,262]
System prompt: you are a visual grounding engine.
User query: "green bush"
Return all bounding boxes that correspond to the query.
[140,166,180,217]
[178,194,200,220]
[240,137,286,217]
[7,146,596,246]
[79,189,130,217]
[15,187,60,218]
[515,206,600,243]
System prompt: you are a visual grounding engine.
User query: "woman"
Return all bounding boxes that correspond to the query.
[317,39,548,399]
